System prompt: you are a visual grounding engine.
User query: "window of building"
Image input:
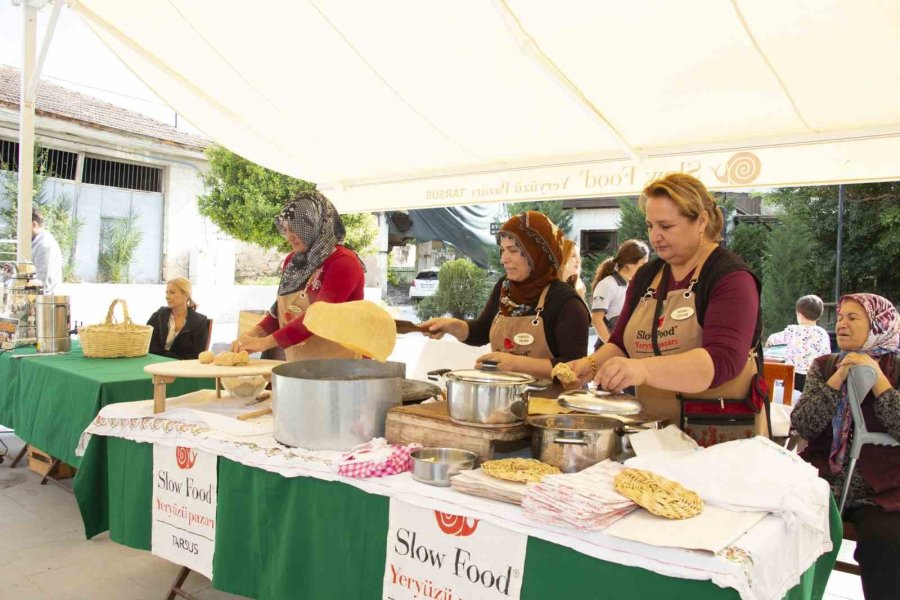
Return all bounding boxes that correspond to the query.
[580,229,617,256]
[0,140,78,180]
[82,156,162,193]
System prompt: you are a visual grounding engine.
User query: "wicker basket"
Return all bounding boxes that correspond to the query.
[613,468,704,519]
[79,298,153,358]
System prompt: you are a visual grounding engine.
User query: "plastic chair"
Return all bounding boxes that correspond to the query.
[837,365,900,514]
[763,361,795,406]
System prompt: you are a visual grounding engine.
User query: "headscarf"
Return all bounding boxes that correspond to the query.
[497,211,564,316]
[275,191,346,297]
[828,293,900,473]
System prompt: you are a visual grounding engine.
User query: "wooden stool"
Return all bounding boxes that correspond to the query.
[385,402,532,463]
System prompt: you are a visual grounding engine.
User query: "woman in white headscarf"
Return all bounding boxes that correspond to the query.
[231,191,366,361]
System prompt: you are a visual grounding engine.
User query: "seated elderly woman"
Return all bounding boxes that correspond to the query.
[790,293,900,600]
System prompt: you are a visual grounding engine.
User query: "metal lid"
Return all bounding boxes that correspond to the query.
[557,389,644,415]
[445,368,535,385]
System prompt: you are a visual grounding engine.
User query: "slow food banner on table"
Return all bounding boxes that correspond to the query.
[383,499,527,600]
[151,445,218,578]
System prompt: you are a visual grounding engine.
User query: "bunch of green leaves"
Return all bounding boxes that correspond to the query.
[504,200,573,234]
[99,209,143,283]
[415,258,492,320]
[199,145,378,256]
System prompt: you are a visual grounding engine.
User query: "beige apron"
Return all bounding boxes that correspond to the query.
[488,286,558,398]
[622,260,766,442]
[276,269,357,362]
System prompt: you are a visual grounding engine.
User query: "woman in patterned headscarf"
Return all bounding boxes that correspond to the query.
[422,211,589,380]
[231,191,366,360]
[791,293,900,600]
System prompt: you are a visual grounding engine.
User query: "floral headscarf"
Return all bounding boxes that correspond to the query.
[829,293,900,473]
[497,212,564,316]
[275,191,347,297]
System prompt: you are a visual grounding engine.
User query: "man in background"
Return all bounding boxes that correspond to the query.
[1,209,62,293]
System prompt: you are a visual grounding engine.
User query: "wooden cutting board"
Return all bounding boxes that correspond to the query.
[385,402,532,463]
[144,358,284,379]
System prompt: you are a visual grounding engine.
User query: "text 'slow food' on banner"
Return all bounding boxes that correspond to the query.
[151,445,218,578]
[384,499,527,600]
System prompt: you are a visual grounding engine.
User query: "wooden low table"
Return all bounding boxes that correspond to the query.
[385,401,532,463]
[144,359,283,413]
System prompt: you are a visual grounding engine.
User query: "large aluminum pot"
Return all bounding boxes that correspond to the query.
[36,295,71,353]
[429,363,550,425]
[271,359,404,451]
[528,414,623,473]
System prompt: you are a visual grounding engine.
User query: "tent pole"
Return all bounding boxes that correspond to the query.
[17,3,38,263]
[834,184,844,303]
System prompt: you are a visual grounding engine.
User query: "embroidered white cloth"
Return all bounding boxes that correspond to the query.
[77,395,833,600]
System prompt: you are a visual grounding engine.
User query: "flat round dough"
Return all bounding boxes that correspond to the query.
[304,300,396,362]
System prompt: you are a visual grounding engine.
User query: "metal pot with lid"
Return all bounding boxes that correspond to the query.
[428,361,550,426]
[557,388,666,429]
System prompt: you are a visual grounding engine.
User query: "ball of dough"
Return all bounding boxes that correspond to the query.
[234,350,250,365]
[213,351,236,366]
[198,350,215,364]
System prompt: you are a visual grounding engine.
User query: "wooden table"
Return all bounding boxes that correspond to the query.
[143,359,283,413]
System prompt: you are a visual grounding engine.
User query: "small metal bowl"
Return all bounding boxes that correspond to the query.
[410,448,477,487]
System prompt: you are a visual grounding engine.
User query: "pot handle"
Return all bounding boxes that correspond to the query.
[427,369,451,382]
[553,432,587,445]
[527,379,552,392]
[615,424,648,436]
[479,360,499,370]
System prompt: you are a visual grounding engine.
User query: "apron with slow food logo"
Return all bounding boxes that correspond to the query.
[622,258,767,446]
[489,285,557,398]
[276,268,358,362]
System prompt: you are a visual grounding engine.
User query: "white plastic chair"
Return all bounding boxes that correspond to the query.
[837,365,900,514]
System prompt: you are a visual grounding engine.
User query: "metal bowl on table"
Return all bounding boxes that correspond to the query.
[410,448,477,487]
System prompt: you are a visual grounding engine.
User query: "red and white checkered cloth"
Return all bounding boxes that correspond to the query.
[337,438,422,478]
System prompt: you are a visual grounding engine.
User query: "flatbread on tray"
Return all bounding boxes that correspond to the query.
[481,458,561,484]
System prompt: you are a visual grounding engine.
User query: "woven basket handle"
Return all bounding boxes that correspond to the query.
[104,298,134,327]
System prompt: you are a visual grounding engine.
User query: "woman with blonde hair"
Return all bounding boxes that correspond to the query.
[590,239,650,349]
[559,239,587,302]
[147,277,209,359]
[567,173,766,445]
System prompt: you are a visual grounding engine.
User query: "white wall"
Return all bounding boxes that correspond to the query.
[570,207,621,247]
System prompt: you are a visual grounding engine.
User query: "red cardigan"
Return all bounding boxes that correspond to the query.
[258,245,365,348]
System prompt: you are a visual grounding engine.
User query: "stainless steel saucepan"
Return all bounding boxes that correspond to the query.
[428,361,550,426]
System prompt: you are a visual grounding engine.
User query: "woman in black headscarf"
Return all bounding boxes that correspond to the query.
[230,191,366,361]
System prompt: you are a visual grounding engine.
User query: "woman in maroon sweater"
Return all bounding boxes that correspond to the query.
[231,191,365,361]
[791,294,900,600]
[567,173,763,443]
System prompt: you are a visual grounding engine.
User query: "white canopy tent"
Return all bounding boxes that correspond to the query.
[15,0,900,256]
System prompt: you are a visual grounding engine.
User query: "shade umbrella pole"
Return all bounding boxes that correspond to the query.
[16,2,38,263]
[834,184,844,303]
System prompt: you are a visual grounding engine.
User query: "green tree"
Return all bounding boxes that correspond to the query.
[728,221,771,279]
[505,200,573,234]
[42,194,85,282]
[761,213,815,334]
[415,259,492,320]
[199,145,378,255]
[99,209,143,283]
[762,183,900,302]
[616,197,649,244]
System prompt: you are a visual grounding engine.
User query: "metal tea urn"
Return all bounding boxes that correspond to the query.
[35,295,71,353]
[3,262,44,346]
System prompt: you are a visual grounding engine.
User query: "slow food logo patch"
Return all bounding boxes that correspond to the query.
[434,512,479,537]
[713,152,761,185]
[176,447,198,470]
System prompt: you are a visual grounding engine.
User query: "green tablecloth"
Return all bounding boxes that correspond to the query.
[0,343,212,467]
[75,437,842,600]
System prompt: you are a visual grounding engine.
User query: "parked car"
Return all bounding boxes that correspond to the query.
[408,268,439,302]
